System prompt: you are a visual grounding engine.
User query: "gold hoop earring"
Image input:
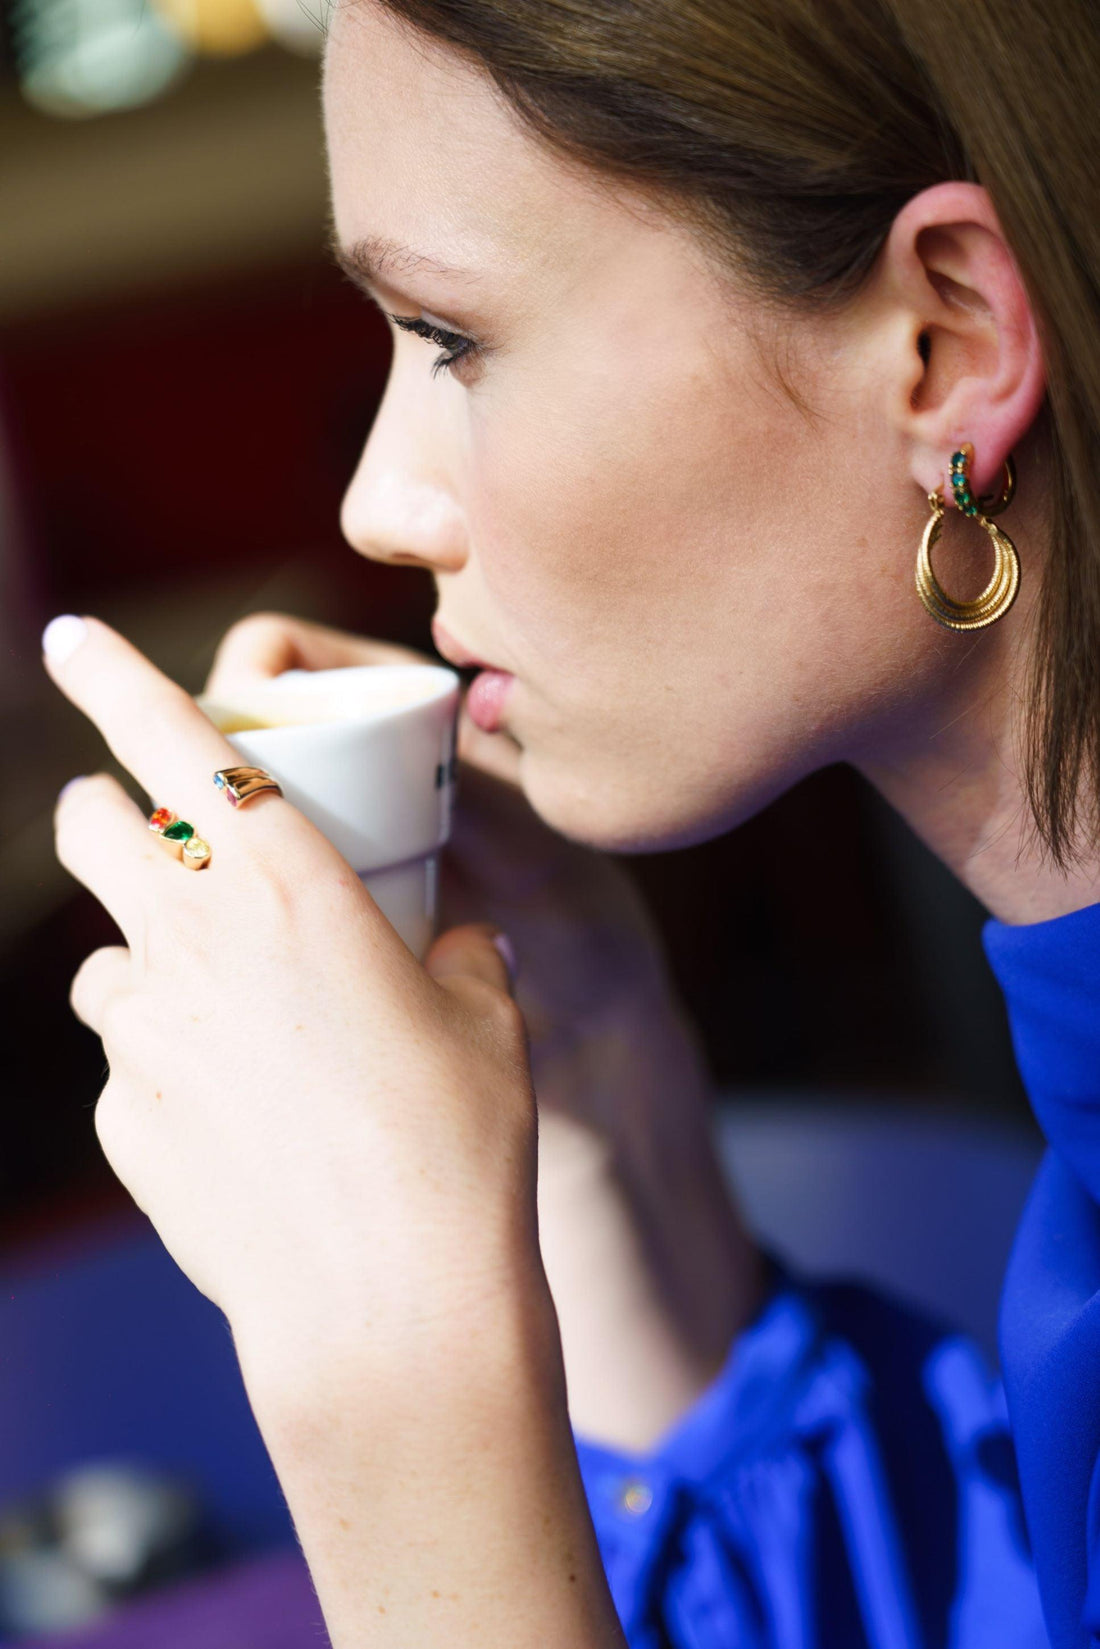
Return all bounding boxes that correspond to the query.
[915,442,1020,631]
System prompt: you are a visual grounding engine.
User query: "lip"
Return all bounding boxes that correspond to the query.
[430,616,504,673]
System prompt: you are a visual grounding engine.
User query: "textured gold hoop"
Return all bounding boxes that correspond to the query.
[915,443,1021,631]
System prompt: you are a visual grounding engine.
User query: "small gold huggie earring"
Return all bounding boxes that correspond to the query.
[915,442,1020,631]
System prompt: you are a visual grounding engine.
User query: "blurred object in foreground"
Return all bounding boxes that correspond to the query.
[0,1462,211,1637]
[6,0,326,120]
[152,0,268,56]
[8,0,190,118]
[255,0,327,53]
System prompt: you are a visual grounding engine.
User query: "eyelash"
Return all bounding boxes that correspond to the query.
[386,312,479,379]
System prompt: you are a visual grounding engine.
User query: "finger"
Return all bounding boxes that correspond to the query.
[424,922,519,998]
[205,612,435,697]
[55,773,177,946]
[42,615,292,851]
[70,944,132,1034]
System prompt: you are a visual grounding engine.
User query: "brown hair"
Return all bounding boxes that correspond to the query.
[373,0,1100,865]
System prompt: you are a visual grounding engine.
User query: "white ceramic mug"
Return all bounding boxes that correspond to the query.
[195,664,461,961]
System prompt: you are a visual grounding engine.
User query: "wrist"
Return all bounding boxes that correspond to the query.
[534,983,715,1168]
[231,1240,566,1446]
[228,1255,624,1649]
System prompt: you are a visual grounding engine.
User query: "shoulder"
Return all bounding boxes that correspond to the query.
[576,1267,1048,1647]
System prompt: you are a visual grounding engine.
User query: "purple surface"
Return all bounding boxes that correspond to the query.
[31,1548,331,1649]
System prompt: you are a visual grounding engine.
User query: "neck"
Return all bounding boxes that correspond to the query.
[857,477,1100,925]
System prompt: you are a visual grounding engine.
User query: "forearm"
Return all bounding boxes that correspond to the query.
[535,992,764,1453]
[233,1266,626,1649]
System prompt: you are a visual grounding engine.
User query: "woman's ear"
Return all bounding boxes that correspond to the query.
[879,182,1046,500]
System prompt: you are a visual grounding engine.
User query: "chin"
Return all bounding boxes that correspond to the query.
[516,744,797,856]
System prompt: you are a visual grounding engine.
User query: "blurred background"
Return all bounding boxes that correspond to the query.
[0,3,1041,1640]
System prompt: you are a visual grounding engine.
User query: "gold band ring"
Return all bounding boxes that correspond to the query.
[212,766,284,809]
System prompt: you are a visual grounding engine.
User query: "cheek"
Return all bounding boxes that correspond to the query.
[456,327,935,855]
[464,327,834,726]
[465,348,769,668]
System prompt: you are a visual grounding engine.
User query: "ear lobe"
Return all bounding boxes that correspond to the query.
[882,182,1047,500]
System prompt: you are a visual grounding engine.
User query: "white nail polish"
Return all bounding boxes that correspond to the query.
[42,614,87,664]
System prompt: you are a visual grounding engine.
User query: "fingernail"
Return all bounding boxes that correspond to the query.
[491,932,519,985]
[42,614,87,664]
[58,776,88,804]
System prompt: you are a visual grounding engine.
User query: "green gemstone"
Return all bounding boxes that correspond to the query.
[951,449,967,467]
[164,820,194,842]
[965,504,979,516]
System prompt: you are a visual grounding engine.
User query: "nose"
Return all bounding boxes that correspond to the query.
[340,366,468,573]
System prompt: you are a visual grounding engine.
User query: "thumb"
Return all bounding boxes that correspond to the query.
[424,922,519,1000]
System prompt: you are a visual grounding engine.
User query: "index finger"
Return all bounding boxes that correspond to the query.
[42,614,291,845]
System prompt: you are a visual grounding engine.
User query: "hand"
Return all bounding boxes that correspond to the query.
[205,612,709,1144]
[46,615,544,1375]
[203,614,758,1454]
[46,614,625,1649]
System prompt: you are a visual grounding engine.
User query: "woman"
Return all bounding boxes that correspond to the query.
[40,0,1099,1642]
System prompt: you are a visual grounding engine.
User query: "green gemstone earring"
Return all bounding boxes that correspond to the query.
[915,442,1021,631]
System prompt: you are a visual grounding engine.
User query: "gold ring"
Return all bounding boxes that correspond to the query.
[213,766,283,809]
[148,807,211,870]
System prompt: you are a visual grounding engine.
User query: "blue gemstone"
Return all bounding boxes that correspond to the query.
[214,774,225,789]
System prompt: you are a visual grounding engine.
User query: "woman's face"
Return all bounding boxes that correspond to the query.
[323,2,971,854]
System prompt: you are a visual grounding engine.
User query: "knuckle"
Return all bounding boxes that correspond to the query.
[55,770,109,826]
[93,1079,126,1161]
[97,987,134,1047]
[235,851,300,929]
[96,981,151,1053]
[215,611,287,661]
[483,989,529,1050]
[229,609,288,640]
[68,950,95,1011]
[55,775,108,865]
[493,989,526,1033]
[206,612,290,693]
[68,944,112,1023]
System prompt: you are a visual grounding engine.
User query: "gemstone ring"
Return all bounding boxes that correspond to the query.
[212,766,284,809]
[148,807,211,871]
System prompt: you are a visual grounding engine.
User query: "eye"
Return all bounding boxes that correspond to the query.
[387,312,480,380]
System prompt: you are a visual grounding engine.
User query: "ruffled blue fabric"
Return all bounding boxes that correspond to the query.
[984,900,1100,1648]
[576,1263,1046,1647]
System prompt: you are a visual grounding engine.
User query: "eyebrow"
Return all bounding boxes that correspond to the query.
[330,231,478,290]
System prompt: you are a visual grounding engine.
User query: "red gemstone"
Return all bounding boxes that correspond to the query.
[228,791,239,807]
[149,807,176,833]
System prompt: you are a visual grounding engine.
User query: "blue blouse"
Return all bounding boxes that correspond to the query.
[984,899,1100,1648]
[575,1259,1046,1647]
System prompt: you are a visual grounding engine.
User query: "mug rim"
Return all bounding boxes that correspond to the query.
[195,662,460,727]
